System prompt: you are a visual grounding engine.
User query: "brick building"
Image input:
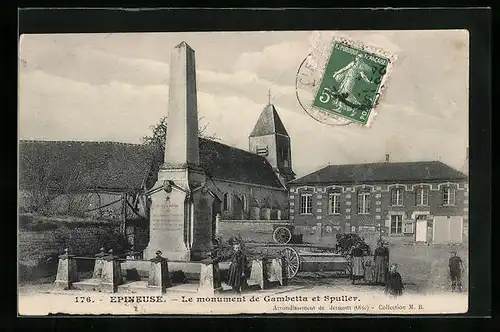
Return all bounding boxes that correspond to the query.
[288,160,468,245]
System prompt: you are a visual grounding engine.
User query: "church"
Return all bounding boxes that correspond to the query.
[18,44,295,250]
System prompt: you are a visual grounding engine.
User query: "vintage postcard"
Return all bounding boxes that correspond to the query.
[18,29,470,315]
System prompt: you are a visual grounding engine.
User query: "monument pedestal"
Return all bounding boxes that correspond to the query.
[144,167,214,261]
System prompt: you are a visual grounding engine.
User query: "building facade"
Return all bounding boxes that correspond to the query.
[288,161,468,245]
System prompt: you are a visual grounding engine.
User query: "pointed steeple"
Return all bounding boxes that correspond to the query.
[249,104,289,137]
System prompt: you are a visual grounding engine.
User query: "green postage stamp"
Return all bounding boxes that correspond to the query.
[302,36,397,126]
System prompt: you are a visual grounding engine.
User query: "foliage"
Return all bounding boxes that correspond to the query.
[335,233,371,256]
[96,228,131,256]
[19,145,57,214]
[20,144,96,217]
[171,270,188,283]
[142,116,220,173]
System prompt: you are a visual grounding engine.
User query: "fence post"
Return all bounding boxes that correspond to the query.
[249,256,268,290]
[100,249,123,292]
[148,250,172,293]
[198,259,223,295]
[54,248,79,290]
[269,257,284,286]
[92,247,106,279]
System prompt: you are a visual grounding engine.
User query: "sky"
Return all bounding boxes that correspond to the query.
[18,30,469,178]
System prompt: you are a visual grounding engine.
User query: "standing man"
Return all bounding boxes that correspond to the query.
[449,251,465,292]
[227,237,247,294]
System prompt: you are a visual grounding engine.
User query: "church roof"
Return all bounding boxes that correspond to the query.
[198,138,284,189]
[290,161,467,186]
[18,139,285,193]
[249,104,289,137]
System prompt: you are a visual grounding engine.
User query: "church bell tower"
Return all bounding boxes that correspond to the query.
[249,92,296,185]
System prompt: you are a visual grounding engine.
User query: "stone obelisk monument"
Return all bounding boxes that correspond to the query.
[144,42,214,261]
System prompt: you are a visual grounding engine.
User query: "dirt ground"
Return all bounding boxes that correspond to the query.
[290,242,468,294]
[18,242,468,296]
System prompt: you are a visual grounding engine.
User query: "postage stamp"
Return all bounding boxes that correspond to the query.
[18,26,471,316]
[296,34,397,127]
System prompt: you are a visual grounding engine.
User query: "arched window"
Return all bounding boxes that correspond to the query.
[223,193,230,211]
[241,194,247,212]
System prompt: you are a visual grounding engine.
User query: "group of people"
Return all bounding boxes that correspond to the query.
[350,240,466,296]
[350,240,404,297]
[223,237,466,296]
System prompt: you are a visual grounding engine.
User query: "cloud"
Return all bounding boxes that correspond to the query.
[18,31,469,177]
[19,70,168,143]
[233,41,309,85]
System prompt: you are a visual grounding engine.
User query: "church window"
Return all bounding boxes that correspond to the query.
[300,194,312,214]
[223,193,230,211]
[256,146,268,156]
[279,148,290,168]
[241,195,247,212]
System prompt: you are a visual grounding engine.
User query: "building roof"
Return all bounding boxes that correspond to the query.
[19,140,153,192]
[19,139,285,193]
[199,138,284,188]
[289,161,467,186]
[249,104,289,137]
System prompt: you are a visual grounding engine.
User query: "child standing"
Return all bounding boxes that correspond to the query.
[364,259,374,284]
[385,263,404,297]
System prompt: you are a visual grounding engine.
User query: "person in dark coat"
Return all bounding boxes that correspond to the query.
[373,240,390,285]
[449,251,465,292]
[385,263,404,297]
[226,237,247,294]
[350,243,365,285]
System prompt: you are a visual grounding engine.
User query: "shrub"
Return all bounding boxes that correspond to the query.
[335,233,371,256]
[96,228,131,256]
[170,270,188,283]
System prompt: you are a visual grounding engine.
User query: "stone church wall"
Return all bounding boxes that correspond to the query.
[18,214,123,281]
[206,178,288,220]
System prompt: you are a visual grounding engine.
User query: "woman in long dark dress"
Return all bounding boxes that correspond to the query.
[385,263,404,297]
[373,240,390,285]
[350,243,365,285]
[226,238,247,294]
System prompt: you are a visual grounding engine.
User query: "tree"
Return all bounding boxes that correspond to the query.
[19,144,94,217]
[142,116,219,171]
[19,145,56,214]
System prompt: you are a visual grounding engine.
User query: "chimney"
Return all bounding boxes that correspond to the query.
[385,154,390,162]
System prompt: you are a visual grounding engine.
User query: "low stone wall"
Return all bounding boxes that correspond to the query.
[18,214,121,281]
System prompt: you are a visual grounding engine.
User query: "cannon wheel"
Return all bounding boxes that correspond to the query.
[273,226,292,244]
[279,247,300,279]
